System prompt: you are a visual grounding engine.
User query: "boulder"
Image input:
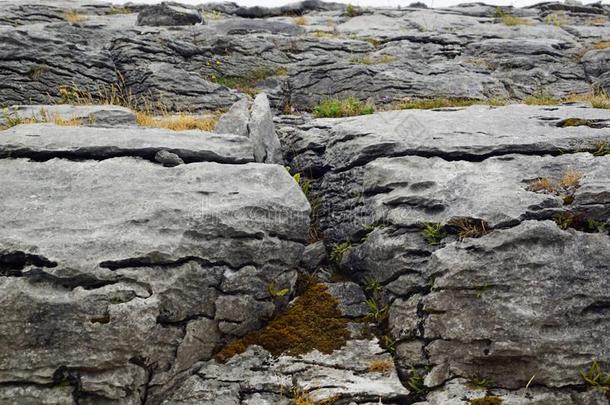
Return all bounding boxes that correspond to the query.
[248,93,283,164]
[137,2,203,26]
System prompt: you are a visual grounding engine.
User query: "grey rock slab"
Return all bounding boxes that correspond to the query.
[155,149,185,166]
[214,98,251,137]
[0,104,137,127]
[248,93,283,164]
[320,105,610,171]
[420,220,610,389]
[0,123,254,164]
[300,240,327,271]
[323,282,369,318]
[0,157,309,402]
[362,153,610,229]
[137,2,203,26]
[164,339,408,404]
[0,157,309,273]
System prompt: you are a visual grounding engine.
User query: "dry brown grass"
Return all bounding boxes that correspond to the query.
[559,168,582,190]
[448,218,490,240]
[293,388,336,405]
[64,10,86,23]
[527,177,555,193]
[594,40,610,49]
[590,17,607,26]
[293,16,308,26]
[135,112,218,132]
[368,358,394,373]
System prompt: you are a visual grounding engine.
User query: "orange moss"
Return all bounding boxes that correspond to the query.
[215,283,349,362]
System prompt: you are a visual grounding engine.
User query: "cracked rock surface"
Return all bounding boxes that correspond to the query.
[0,0,609,404]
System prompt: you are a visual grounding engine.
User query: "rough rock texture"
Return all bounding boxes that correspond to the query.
[164,340,408,404]
[0,1,609,404]
[0,104,136,127]
[137,2,203,26]
[282,103,610,402]
[0,0,608,110]
[0,123,309,403]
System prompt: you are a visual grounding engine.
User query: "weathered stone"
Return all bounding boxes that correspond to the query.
[300,240,327,271]
[164,339,409,404]
[0,105,136,127]
[137,3,202,26]
[155,149,184,166]
[323,282,369,318]
[214,98,250,137]
[0,123,254,164]
[0,157,309,403]
[248,93,283,164]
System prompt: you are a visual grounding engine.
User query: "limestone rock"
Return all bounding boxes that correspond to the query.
[0,105,136,127]
[137,3,203,26]
[248,93,283,164]
[214,98,250,137]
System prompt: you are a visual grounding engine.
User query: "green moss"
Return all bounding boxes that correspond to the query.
[397,98,506,110]
[470,397,503,405]
[214,283,349,362]
[346,3,362,17]
[106,6,132,15]
[468,375,494,390]
[210,67,284,97]
[313,97,375,118]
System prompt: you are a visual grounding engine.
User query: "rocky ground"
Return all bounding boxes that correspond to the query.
[0,1,609,404]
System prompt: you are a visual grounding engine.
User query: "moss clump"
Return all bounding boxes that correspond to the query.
[313,97,375,118]
[214,283,349,362]
[470,397,503,405]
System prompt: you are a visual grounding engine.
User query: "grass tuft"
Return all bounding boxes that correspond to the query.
[135,112,218,132]
[106,6,132,15]
[580,361,610,396]
[448,218,489,241]
[422,222,447,246]
[397,98,506,110]
[293,16,308,26]
[495,8,531,26]
[313,97,375,118]
[64,10,86,23]
[349,54,396,65]
[368,358,394,373]
[594,40,610,49]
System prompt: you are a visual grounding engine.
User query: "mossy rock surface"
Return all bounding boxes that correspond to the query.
[215,283,349,362]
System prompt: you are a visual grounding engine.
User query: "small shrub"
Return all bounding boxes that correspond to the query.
[64,10,86,23]
[469,397,503,405]
[422,222,447,246]
[368,358,394,373]
[364,277,383,296]
[495,8,531,26]
[313,97,375,118]
[330,241,352,264]
[544,12,566,27]
[346,3,362,17]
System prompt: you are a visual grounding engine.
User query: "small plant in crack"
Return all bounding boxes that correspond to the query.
[422,222,447,246]
[527,169,582,205]
[381,334,396,355]
[406,367,426,394]
[368,358,394,373]
[267,281,289,298]
[365,277,383,297]
[554,211,609,233]
[580,361,610,396]
[593,142,610,156]
[468,374,494,390]
[330,241,351,264]
[447,218,489,241]
[366,298,388,322]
